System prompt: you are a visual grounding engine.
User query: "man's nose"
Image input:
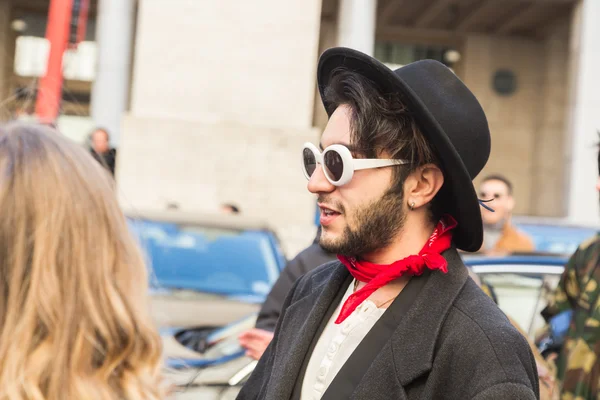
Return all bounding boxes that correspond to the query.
[307,164,335,194]
[596,177,600,192]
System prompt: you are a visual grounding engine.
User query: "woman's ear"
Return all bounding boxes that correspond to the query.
[406,164,444,209]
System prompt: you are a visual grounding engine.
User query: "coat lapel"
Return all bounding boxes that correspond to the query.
[265,263,350,399]
[389,247,469,386]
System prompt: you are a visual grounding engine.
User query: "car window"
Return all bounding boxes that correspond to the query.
[477,271,561,339]
[128,219,280,297]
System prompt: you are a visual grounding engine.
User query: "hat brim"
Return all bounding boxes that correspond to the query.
[317,48,483,252]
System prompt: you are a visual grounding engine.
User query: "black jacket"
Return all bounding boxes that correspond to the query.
[237,248,539,400]
[91,148,117,176]
[256,242,336,331]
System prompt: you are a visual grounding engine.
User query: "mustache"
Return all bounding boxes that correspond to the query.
[317,195,345,214]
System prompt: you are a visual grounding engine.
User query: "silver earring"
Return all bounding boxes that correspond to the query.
[409,201,415,211]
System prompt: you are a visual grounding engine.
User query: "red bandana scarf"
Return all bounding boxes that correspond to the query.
[335,214,457,324]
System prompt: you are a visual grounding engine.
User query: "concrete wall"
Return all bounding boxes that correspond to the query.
[532,22,571,217]
[0,0,15,121]
[130,0,321,131]
[463,31,570,218]
[119,0,324,256]
[464,35,544,215]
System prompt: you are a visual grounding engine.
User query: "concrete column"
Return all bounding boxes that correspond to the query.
[564,0,600,225]
[336,0,377,56]
[91,0,135,146]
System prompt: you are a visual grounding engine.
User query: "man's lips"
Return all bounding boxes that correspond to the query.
[318,203,342,226]
[317,203,341,214]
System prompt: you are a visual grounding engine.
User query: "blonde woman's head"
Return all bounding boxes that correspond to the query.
[0,123,163,399]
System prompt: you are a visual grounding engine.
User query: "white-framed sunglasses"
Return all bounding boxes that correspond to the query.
[302,142,409,187]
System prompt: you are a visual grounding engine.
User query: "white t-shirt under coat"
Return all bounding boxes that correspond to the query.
[300,279,388,400]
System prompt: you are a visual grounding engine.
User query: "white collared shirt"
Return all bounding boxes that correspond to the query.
[300,279,387,400]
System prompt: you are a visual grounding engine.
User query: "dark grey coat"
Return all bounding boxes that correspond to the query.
[237,248,539,400]
[255,242,336,331]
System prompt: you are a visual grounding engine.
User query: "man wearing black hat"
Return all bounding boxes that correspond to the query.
[237,48,539,399]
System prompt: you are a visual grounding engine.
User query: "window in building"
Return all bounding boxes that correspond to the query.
[374,42,461,70]
[12,36,96,119]
[14,36,97,81]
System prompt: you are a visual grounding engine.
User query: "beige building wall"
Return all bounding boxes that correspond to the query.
[532,22,571,217]
[129,0,321,131]
[0,0,15,121]
[463,33,569,217]
[118,0,324,256]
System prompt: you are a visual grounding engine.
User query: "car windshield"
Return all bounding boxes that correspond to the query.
[474,266,561,339]
[128,218,281,298]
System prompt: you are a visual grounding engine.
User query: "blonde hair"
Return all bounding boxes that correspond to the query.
[0,123,163,399]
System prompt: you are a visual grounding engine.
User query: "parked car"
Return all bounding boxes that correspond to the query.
[464,254,567,340]
[126,210,286,329]
[514,216,598,255]
[162,314,258,399]
[125,210,286,399]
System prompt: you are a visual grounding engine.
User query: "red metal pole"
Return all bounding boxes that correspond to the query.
[35,0,74,124]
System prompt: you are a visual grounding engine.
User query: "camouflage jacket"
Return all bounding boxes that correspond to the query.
[544,234,600,400]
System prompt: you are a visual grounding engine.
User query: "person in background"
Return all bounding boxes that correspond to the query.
[540,144,600,400]
[479,174,534,254]
[239,227,336,360]
[90,127,117,176]
[221,203,241,214]
[0,123,164,399]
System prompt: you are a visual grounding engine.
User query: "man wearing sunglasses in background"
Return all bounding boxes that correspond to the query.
[479,174,534,255]
[237,48,539,400]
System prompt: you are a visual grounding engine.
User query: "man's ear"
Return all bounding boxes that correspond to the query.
[507,195,515,212]
[406,164,444,209]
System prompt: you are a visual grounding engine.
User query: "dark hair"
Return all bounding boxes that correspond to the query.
[481,174,513,195]
[323,68,442,219]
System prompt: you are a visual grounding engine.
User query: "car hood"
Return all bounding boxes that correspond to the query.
[161,313,258,389]
[151,288,261,329]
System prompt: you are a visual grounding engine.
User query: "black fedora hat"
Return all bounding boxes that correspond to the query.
[317,47,491,252]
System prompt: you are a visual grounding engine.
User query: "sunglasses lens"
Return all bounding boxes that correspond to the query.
[303,148,317,177]
[480,192,502,199]
[324,150,344,182]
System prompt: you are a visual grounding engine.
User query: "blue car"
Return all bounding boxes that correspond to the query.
[514,217,598,255]
[124,210,287,397]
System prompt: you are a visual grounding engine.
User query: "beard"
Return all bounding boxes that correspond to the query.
[318,190,406,258]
